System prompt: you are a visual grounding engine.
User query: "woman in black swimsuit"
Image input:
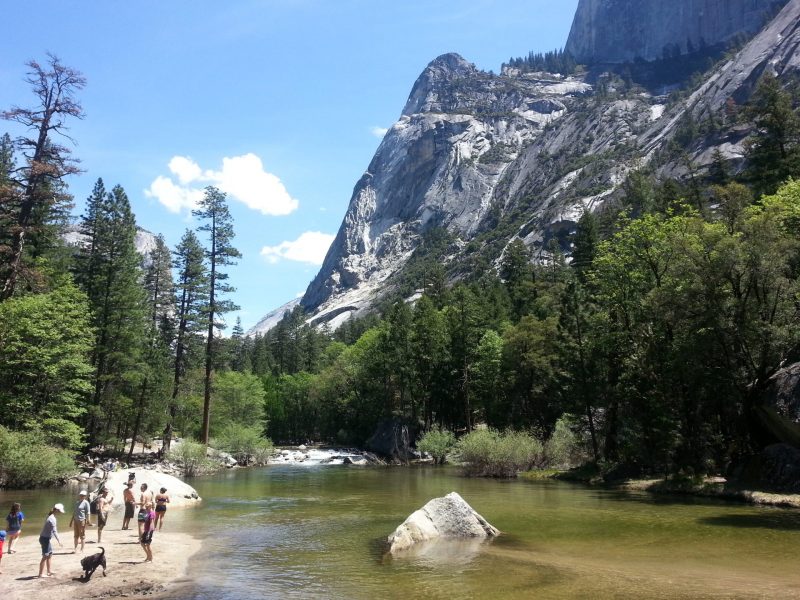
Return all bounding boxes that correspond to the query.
[154,488,170,531]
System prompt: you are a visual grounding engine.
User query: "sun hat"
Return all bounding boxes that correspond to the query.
[53,503,65,512]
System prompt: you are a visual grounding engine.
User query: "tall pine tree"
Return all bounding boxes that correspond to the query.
[193,186,241,444]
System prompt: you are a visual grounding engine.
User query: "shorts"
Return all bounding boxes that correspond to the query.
[137,509,146,522]
[73,519,86,539]
[39,535,52,556]
[140,530,153,545]
[155,505,167,513]
[125,502,135,519]
[98,511,108,528]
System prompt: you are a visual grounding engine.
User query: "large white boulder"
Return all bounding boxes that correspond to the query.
[81,469,201,508]
[387,492,499,554]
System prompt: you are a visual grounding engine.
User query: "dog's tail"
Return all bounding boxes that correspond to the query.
[98,546,105,556]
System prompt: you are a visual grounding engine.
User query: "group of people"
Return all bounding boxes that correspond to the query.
[0,476,170,577]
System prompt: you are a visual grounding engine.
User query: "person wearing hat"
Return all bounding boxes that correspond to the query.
[38,503,64,577]
[68,490,91,553]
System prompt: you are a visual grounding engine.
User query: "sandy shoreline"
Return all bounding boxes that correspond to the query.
[2,518,200,600]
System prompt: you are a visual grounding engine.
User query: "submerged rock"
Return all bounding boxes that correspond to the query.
[387,492,499,554]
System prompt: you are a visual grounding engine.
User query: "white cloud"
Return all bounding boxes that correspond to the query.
[145,175,204,213]
[146,153,299,216]
[168,156,202,185]
[261,231,335,265]
[370,126,389,139]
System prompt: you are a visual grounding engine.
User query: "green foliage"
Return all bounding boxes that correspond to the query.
[213,424,274,466]
[0,426,76,488]
[211,370,266,434]
[0,279,93,450]
[456,428,543,477]
[168,439,211,477]
[417,428,456,464]
[544,415,588,468]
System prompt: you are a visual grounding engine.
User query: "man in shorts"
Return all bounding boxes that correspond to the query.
[68,490,91,553]
[122,481,135,530]
[96,488,113,543]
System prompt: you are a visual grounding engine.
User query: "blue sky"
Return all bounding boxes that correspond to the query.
[1,0,578,330]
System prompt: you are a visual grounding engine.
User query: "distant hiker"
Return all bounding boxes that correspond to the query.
[5,502,24,554]
[38,503,64,577]
[140,501,155,563]
[154,488,170,531]
[138,483,154,536]
[122,481,135,530]
[69,490,91,553]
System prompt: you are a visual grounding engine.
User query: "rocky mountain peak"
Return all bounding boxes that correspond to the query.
[565,0,789,64]
[402,53,478,116]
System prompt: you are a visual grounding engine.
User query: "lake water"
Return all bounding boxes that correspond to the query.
[5,465,800,598]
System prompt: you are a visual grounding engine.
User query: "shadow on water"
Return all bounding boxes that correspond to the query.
[698,512,800,530]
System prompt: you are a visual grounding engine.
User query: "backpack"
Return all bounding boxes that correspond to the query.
[90,496,100,515]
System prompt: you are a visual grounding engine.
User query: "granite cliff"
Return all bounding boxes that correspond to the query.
[250,0,800,334]
[565,0,789,64]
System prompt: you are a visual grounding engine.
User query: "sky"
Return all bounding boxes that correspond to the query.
[1,0,579,331]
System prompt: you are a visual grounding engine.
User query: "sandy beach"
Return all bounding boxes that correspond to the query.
[1,519,200,599]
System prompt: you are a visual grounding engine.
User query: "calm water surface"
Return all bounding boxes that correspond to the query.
[5,466,800,599]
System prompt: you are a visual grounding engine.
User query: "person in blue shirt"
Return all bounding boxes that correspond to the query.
[5,503,24,554]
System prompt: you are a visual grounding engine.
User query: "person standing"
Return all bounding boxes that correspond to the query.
[5,502,24,553]
[139,501,155,563]
[137,483,154,537]
[68,490,90,553]
[38,503,64,577]
[122,481,135,530]
[154,488,170,531]
[96,488,113,543]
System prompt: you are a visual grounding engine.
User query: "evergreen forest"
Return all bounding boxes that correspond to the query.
[1,54,800,487]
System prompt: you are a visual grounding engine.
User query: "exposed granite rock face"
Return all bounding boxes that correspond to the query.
[301,53,590,324]
[253,1,800,331]
[387,492,499,554]
[565,0,788,64]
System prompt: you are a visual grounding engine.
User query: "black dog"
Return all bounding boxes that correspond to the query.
[80,546,107,581]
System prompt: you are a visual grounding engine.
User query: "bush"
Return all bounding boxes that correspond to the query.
[417,428,457,464]
[544,415,589,468]
[213,425,274,466]
[168,439,212,477]
[0,426,76,488]
[456,428,543,477]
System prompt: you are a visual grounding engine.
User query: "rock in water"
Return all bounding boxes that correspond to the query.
[387,492,499,554]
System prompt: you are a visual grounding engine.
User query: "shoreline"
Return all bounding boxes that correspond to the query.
[3,517,201,600]
[521,469,800,509]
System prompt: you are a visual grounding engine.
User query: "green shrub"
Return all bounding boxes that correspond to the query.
[0,426,76,488]
[456,428,543,477]
[168,439,212,477]
[544,415,589,468]
[213,425,274,466]
[417,428,457,464]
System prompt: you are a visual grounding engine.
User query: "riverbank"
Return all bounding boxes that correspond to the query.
[521,468,800,508]
[2,520,199,600]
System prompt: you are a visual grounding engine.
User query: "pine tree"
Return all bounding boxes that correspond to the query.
[1,55,85,298]
[127,235,175,459]
[193,186,241,444]
[76,184,147,443]
[163,229,208,450]
[745,73,800,195]
[571,210,599,280]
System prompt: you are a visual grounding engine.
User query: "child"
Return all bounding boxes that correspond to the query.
[140,501,155,563]
[0,529,5,573]
[5,503,24,554]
